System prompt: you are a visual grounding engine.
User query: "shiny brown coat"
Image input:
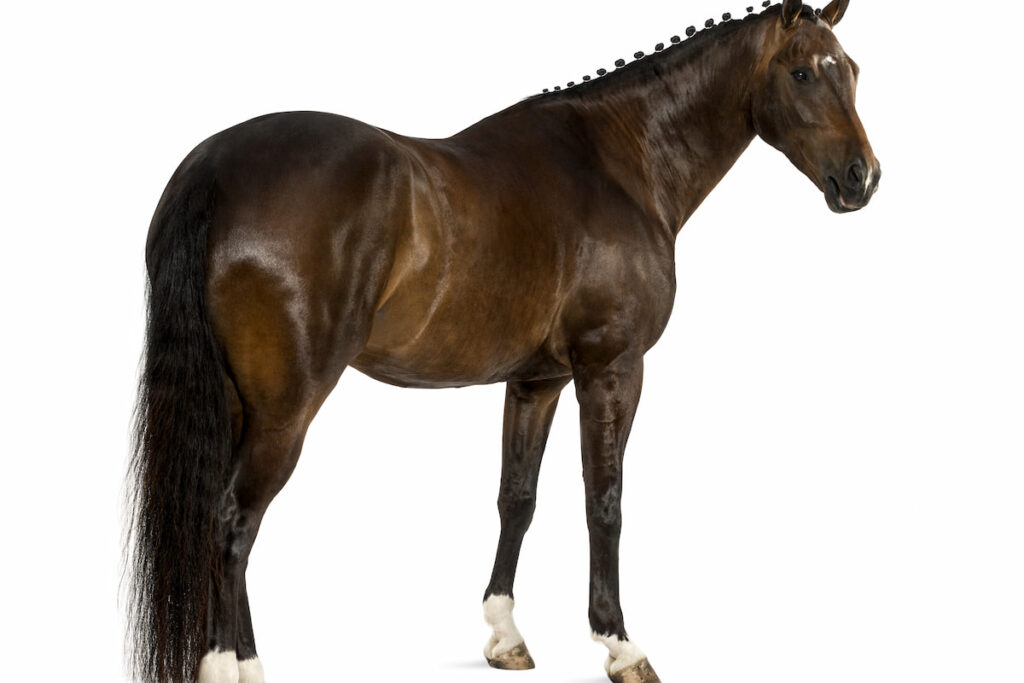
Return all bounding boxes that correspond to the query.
[127,3,879,682]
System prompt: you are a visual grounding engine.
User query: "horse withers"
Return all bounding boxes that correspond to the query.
[127,1,879,682]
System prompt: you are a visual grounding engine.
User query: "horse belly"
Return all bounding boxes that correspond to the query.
[353,274,566,388]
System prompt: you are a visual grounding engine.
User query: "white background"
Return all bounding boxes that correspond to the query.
[2,1,1022,681]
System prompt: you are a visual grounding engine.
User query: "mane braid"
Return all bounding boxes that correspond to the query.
[532,2,821,99]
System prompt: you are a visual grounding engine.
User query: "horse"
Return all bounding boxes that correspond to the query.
[126,1,879,681]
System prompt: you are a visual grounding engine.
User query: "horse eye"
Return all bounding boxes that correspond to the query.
[791,68,812,83]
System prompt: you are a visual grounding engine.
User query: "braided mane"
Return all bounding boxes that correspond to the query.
[533,1,822,98]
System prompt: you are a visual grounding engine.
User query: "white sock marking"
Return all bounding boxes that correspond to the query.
[592,632,646,675]
[198,649,239,683]
[483,594,526,659]
[238,656,265,683]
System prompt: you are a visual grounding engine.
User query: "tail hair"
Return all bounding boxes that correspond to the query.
[126,168,231,682]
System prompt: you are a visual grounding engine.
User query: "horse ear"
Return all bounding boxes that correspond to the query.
[820,0,850,27]
[781,0,803,27]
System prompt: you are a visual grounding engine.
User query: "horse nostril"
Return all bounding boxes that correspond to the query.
[846,159,866,187]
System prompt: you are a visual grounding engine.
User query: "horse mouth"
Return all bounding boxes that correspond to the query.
[825,176,859,214]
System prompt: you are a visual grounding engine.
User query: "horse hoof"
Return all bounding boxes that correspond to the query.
[486,643,536,670]
[608,658,661,683]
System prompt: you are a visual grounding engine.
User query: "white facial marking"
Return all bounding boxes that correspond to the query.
[592,632,646,675]
[813,54,838,71]
[238,656,265,683]
[198,649,239,683]
[483,594,526,659]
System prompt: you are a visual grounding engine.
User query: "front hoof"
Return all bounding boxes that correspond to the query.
[609,658,661,683]
[486,643,536,670]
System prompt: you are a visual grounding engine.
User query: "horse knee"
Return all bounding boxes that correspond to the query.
[497,491,536,525]
[585,500,622,534]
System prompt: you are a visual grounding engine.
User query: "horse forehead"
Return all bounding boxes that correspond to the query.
[815,54,840,69]
[819,51,856,94]
[796,42,849,77]
[783,23,843,61]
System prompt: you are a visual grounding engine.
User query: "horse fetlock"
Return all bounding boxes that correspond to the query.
[592,633,649,676]
[238,656,265,683]
[483,595,534,668]
[198,649,239,683]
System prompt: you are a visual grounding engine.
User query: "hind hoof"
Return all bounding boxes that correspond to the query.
[486,643,536,670]
[609,658,661,683]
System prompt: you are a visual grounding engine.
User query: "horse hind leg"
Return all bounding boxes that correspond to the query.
[199,260,375,681]
[483,377,569,670]
[235,574,263,683]
[197,376,329,679]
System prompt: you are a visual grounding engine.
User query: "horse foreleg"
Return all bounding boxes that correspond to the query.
[573,351,660,683]
[482,376,569,670]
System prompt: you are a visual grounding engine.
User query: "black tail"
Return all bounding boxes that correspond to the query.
[127,164,231,683]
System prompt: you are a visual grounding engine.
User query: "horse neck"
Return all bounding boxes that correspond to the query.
[563,19,769,235]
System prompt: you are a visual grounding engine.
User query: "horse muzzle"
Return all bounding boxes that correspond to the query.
[824,157,881,213]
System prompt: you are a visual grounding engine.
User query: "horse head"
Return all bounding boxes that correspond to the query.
[751,0,880,213]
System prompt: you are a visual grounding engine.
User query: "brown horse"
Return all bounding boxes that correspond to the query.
[127,1,879,682]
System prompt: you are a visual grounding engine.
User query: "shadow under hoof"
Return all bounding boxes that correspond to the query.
[486,643,536,670]
[609,658,660,683]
